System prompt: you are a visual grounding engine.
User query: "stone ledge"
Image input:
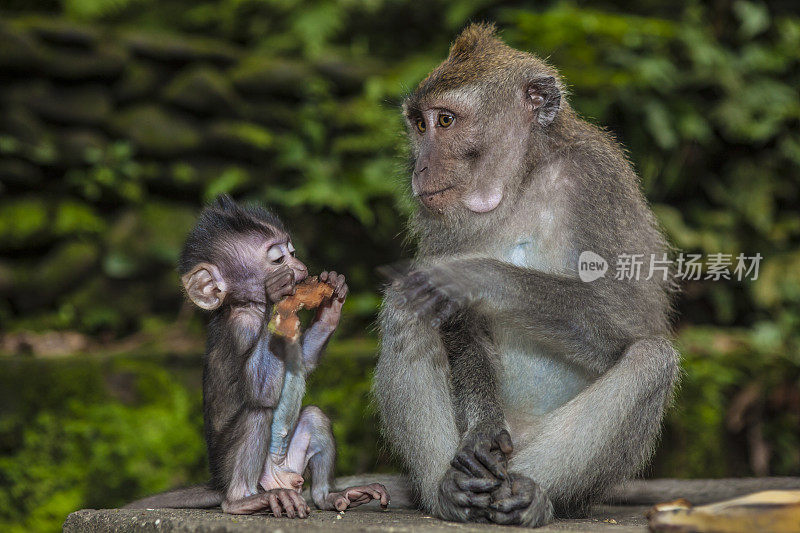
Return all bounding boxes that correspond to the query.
[64,506,650,533]
[64,476,800,532]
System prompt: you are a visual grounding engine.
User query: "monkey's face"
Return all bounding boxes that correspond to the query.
[264,238,308,285]
[224,234,308,305]
[404,89,535,217]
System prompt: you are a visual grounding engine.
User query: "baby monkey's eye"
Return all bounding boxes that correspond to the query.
[438,113,454,128]
[267,245,284,264]
[288,242,296,257]
[415,119,426,134]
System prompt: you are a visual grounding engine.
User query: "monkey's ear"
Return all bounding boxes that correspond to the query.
[526,76,561,126]
[182,263,228,310]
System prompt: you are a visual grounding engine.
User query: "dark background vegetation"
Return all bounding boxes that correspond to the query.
[0,0,798,531]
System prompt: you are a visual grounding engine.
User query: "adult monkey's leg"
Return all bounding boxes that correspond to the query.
[438,309,524,521]
[504,338,679,522]
[374,289,468,520]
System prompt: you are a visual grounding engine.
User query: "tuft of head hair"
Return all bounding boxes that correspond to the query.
[178,194,286,274]
[406,22,558,110]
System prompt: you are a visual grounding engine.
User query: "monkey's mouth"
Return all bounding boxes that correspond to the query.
[415,184,456,198]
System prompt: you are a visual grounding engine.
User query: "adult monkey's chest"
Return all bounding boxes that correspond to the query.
[489,203,592,436]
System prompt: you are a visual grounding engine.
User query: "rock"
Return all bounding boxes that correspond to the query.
[0,330,90,357]
[40,40,127,81]
[241,101,297,128]
[163,65,242,115]
[112,105,201,156]
[230,57,313,99]
[29,241,101,295]
[125,31,240,65]
[114,62,162,103]
[7,81,112,126]
[17,16,100,48]
[57,129,109,166]
[0,21,44,73]
[0,158,44,186]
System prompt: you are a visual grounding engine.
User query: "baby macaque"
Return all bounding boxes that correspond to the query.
[144,195,388,517]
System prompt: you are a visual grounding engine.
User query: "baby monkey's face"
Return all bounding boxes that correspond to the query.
[264,238,308,285]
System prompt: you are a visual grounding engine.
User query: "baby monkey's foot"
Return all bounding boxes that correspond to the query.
[264,488,311,519]
[325,483,390,511]
[221,488,310,517]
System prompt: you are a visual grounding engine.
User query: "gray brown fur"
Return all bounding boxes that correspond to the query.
[374,23,679,527]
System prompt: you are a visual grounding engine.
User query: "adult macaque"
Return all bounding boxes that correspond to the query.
[373,24,679,527]
[126,195,388,517]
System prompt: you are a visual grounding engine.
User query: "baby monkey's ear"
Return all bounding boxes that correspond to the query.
[182,263,228,310]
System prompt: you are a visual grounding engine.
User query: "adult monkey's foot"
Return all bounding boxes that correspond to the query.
[438,465,501,522]
[452,423,514,481]
[488,474,554,527]
[438,422,514,522]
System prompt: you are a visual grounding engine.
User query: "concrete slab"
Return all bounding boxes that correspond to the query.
[64,476,800,532]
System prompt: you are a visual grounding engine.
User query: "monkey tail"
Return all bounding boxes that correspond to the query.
[123,484,223,509]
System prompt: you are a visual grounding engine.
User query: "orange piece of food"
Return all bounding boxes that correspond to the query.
[268,277,334,341]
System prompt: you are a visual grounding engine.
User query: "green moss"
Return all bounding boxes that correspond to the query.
[0,20,44,73]
[114,62,160,102]
[204,121,273,160]
[15,15,100,47]
[27,241,100,295]
[54,200,106,236]
[111,105,201,156]
[104,203,197,277]
[230,56,313,98]
[163,65,241,114]
[0,357,206,533]
[0,197,49,249]
[40,41,127,81]
[8,81,111,126]
[123,30,240,65]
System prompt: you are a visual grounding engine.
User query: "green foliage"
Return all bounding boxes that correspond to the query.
[0,358,206,533]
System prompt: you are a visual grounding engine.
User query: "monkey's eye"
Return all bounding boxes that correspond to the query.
[267,245,284,264]
[438,113,454,128]
[288,242,296,257]
[415,119,426,134]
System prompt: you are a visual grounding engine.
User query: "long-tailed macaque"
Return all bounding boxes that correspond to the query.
[126,195,388,517]
[373,24,679,527]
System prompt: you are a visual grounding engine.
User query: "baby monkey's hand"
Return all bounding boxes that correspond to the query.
[320,271,348,301]
[313,271,348,331]
[266,265,295,303]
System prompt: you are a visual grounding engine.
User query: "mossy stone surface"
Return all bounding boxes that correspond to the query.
[230,56,313,99]
[8,81,112,126]
[163,65,242,115]
[111,105,201,156]
[114,62,162,102]
[124,31,240,65]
